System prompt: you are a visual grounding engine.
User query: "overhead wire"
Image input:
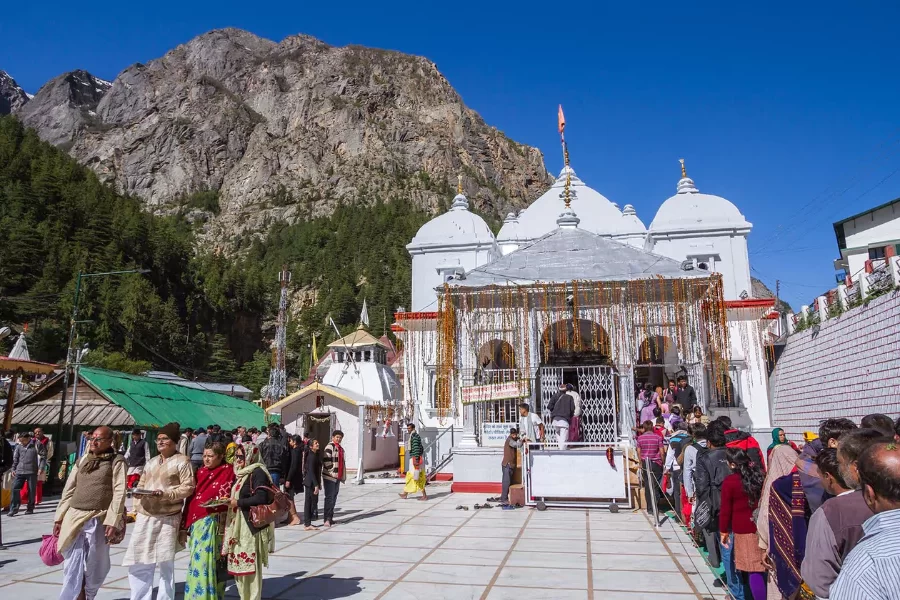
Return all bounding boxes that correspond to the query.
[751,129,900,255]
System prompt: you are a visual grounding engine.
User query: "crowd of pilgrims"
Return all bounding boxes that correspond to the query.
[13,422,348,600]
[635,388,900,600]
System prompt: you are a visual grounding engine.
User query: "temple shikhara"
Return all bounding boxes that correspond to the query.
[394,114,776,497]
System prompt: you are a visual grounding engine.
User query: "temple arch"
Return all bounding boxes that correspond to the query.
[475,339,516,383]
[635,335,679,390]
[539,318,611,366]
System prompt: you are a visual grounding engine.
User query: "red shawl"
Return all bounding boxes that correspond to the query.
[182,463,236,530]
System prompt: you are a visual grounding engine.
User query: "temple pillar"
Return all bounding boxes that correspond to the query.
[459,403,479,447]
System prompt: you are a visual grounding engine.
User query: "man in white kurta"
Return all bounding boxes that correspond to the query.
[123,422,194,600]
[54,426,127,600]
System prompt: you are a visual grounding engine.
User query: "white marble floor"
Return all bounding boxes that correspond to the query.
[0,484,728,599]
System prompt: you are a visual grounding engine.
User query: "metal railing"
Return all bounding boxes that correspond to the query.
[421,425,456,480]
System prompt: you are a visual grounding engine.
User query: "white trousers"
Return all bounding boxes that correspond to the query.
[60,517,111,600]
[127,560,175,600]
[553,419,570,450]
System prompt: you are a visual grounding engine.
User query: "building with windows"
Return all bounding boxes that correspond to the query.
[833,197,900,280]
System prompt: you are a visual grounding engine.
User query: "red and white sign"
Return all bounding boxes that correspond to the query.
[461,381,528,405]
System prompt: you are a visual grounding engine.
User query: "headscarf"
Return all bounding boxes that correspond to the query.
[231,442,267,487]
[769,428,787,453]
[225,441,237,465]
[222,442,274,576]
[756,444,800,550]
[182,460,235,530]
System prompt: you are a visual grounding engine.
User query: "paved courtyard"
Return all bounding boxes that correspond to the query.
[0,483,727,599]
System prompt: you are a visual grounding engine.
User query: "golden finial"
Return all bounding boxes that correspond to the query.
[457,174,463,195]
[679,158,687,178]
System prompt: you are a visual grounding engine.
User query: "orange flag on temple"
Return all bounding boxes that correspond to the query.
[558,104,566,134]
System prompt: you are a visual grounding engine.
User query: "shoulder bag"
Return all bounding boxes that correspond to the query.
[249,485,291,528]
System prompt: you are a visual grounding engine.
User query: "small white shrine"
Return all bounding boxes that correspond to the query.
[266,326,402,478]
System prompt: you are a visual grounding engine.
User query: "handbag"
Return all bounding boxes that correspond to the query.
[39,534,64,566]
[567,416,581,442]
[249,485,291,528]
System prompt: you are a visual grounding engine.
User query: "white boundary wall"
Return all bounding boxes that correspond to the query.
[772,291,900,440]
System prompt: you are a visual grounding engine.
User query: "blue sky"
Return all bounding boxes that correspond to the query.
[3,0,899,309]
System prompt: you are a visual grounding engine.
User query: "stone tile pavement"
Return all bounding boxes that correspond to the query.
[0,483,728,599]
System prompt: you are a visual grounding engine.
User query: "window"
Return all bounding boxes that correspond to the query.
[364,350,371,362]
[337,352,344,363]
[687,254,720,272]
[869,246,886,260]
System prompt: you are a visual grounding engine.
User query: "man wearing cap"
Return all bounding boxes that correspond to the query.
[55,426,127,600]
[123,422,194,600]
[8,430,39,516]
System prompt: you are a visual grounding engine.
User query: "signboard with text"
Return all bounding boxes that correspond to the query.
[481,422,514,447]
[461,381,528,405]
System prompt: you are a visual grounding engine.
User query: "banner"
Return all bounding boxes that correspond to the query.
[461,381,528,405]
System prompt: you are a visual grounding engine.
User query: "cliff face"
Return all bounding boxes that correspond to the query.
[14,29,552,244]
[16,70,111,147]
[0,71,30,115]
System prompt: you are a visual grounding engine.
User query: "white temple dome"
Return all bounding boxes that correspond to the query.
[514,166,625,240]
[497,211,523,242]
[650,174,750,233]
[409,193,496,247]
[620,204,647,235]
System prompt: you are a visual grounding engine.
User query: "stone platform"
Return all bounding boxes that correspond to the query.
[0,484,727,599]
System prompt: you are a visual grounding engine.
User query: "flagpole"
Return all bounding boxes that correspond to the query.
[558,104,571,208]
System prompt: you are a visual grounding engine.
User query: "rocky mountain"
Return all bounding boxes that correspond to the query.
[16,69,111,148]
[13,29,552,244]
[0,71,30,115]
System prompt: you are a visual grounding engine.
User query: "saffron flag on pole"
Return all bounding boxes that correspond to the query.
[558,104,566,134]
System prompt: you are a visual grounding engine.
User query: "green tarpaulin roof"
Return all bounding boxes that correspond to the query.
[79,367,267,430]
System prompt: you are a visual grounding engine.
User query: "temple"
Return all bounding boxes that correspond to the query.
[395,136,775,492]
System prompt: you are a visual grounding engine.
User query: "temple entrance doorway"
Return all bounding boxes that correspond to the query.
[537,319,618,444]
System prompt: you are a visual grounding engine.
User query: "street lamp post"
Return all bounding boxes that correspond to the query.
[53,269,149,474]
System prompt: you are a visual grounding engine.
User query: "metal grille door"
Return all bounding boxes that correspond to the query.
[539,366,618,444]
[538,367,563,443]
[577,366,618,443]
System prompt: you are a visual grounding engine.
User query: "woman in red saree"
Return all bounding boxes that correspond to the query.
[180,441,235,600]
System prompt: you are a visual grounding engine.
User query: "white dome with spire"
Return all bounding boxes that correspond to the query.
[409,192,496,248]
[514,166,625,241]
[650,169,750,233]
[497,211,522,242]
[620,204,646,235]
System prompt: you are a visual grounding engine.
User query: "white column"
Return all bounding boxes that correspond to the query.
[837,285,849,310]
[459,403,479,448]
[891,256,900,288]
[356,403,366,484]
[859,273,870,298]
[785,313,796,335]
[817,295,828,321]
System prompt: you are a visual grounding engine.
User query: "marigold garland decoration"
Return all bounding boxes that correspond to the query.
[434,274,731,425]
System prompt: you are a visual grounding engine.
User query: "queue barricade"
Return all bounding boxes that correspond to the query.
[522,440,632,511]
